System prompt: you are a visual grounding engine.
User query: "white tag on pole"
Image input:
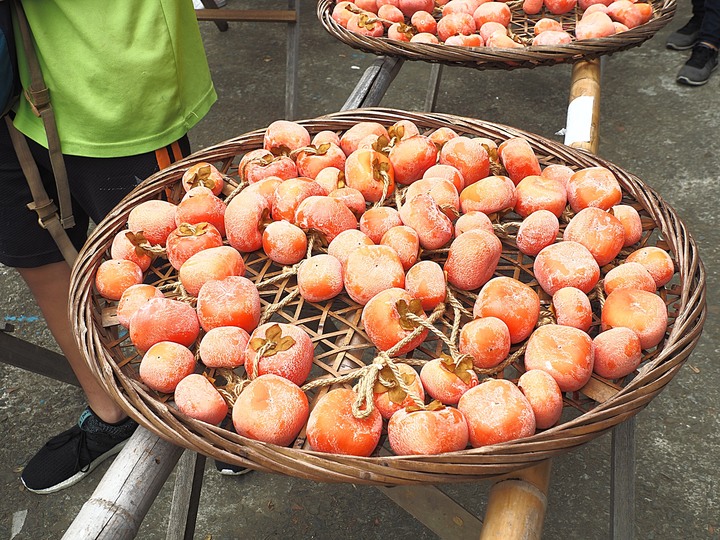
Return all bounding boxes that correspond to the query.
[564,95,594,146]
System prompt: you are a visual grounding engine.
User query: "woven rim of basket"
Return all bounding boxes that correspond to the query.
[69,108,705,485]
[317,0,676,70]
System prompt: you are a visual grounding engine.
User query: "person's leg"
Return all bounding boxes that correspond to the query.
[677,0,720,85]
[16,262,127,423]
[666,0,707,50]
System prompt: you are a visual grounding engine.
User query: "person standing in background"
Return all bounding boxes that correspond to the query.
[666,0,720,85]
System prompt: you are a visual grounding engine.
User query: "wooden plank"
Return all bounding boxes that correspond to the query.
[611,418,636,540]
[480,460,551,540]
[424,63,443,113]
[199,0,228,32]
[379,484,484,540]
[343,56,404,110]
[196,9,297,23]
[0,328,79,387]
[166,451,207,540]
[285,0,300,120]
[62,428,183,540]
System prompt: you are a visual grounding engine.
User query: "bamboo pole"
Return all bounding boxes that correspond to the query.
[565,58,603,154]
[479,460,552,540]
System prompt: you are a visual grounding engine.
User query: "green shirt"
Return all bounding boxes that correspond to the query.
[13,0,216,157]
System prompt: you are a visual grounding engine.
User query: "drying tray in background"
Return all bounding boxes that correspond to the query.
[317,0,675,70]
[69,108,705,486]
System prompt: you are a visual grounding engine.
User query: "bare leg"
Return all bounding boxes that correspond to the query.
[17,261,127,424]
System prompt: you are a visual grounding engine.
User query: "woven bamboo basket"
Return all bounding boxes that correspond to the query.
[317,0,675,70]
[69,108,705,485]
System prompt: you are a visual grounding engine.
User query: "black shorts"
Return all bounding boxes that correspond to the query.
[0,118,190,268]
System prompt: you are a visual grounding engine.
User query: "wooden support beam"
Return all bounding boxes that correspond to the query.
[566,58,603,154]
[480,460,552,540]
[0,328,79,387]
[195,9,297,23]
[62,428,183,540]
[343,56,404,110]
[424,63,443,113]
[166,452,207,540]
[611,418,636,540]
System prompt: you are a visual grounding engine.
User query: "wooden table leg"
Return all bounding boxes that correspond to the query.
[480,460,552,540]
[566,58,603,155]
[611,417,636,540]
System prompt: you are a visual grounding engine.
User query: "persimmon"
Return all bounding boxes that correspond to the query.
[398,0,435,17]
[486,31,524,48]
[611,204,643,247]
[359,206,403,244]
[458,316,511,369]
[427,126,459,150]
[332,1,360,27]
[601,288,668,349]
[130,298,200,353]
[497,138,542,185]
[178,245,245,297]
[127,199,177,246]
[534,241,601,295]
[607,0,653,28]
[339,121,389,156]
[372,362,425,420]
[459,175,516,215]
[176,186,227,237]
[328,187,366,218]
[196,275,261,333]
[423,163,465,193]
[294,195,359,243]
[404,177,460,220]
[514,174,567,218]
[327,229,374,269]
[625,246,675,287]
[388,135,438,185]
[516,209,560,257]
[166,222,223,270]
[524,324,594,392]
[533,18,564,34]
[297,254,345,303]
[552,286,592,332]
[566,166,622,212]
[261,220,308,265]
[95,259,143,301]
[399,193,454,250]
[517,369,564,429]
[592,326,643,379]
[181,162,224,196]
[541,163,574,188]
[296,142,347,180]
[344,244,405,305]
[116,284,164,328]
[454,211,494,237]
[603,262,656,295]
[564,207,625,267]
[473,2,511,27]
[442,0,475,16]
[139,341,196,394]
[445,33,485,46]
[446,228,502,291]
[545,0,577,14]
[473,276,540,344]
[361,287,429,354]
[198,326,251,368]
[404,260,447,311]
[344,147,396,203]
[306,387,383,456]
[381,7,406,26]
[238,149,297,184]
[314,166,345,194]
[388,405,469,455]
[111,230,153,272]
[533,30,573,45]
[263,119,311,155]
[244,322,315,386]
[458,379,536,447]
[420,357,478,405]
[312,130,342,147]
[575,10,617,39]
[224,191,270,253]
[437,12,476,41]
[347,12,385,36]
[174,373,228,425]
[232,374,309,446]
[410,32,441,43]
[411,10,438,34]
[380,225,420,271]
[438,136,490,186]
[479,21,508,42]
[271,177,326,224]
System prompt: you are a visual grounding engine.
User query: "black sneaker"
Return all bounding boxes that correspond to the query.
[677,44,719,86]
[666,19,702,50]
[214,459,252,476]
[21,408,138,494]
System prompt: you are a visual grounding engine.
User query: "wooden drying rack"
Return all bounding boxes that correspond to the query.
[0,5,635,538]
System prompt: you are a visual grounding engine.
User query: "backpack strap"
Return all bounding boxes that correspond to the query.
[13,0,75,231]
[5,115,79,265]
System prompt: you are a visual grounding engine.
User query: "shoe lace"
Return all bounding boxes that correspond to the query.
[46,426,92,473]
[687,45,718,69]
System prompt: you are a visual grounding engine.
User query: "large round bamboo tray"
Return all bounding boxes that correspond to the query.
[69,108,705,485]
[318,0,675,70]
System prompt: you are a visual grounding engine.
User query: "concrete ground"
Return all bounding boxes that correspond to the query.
[1,0,718,538]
